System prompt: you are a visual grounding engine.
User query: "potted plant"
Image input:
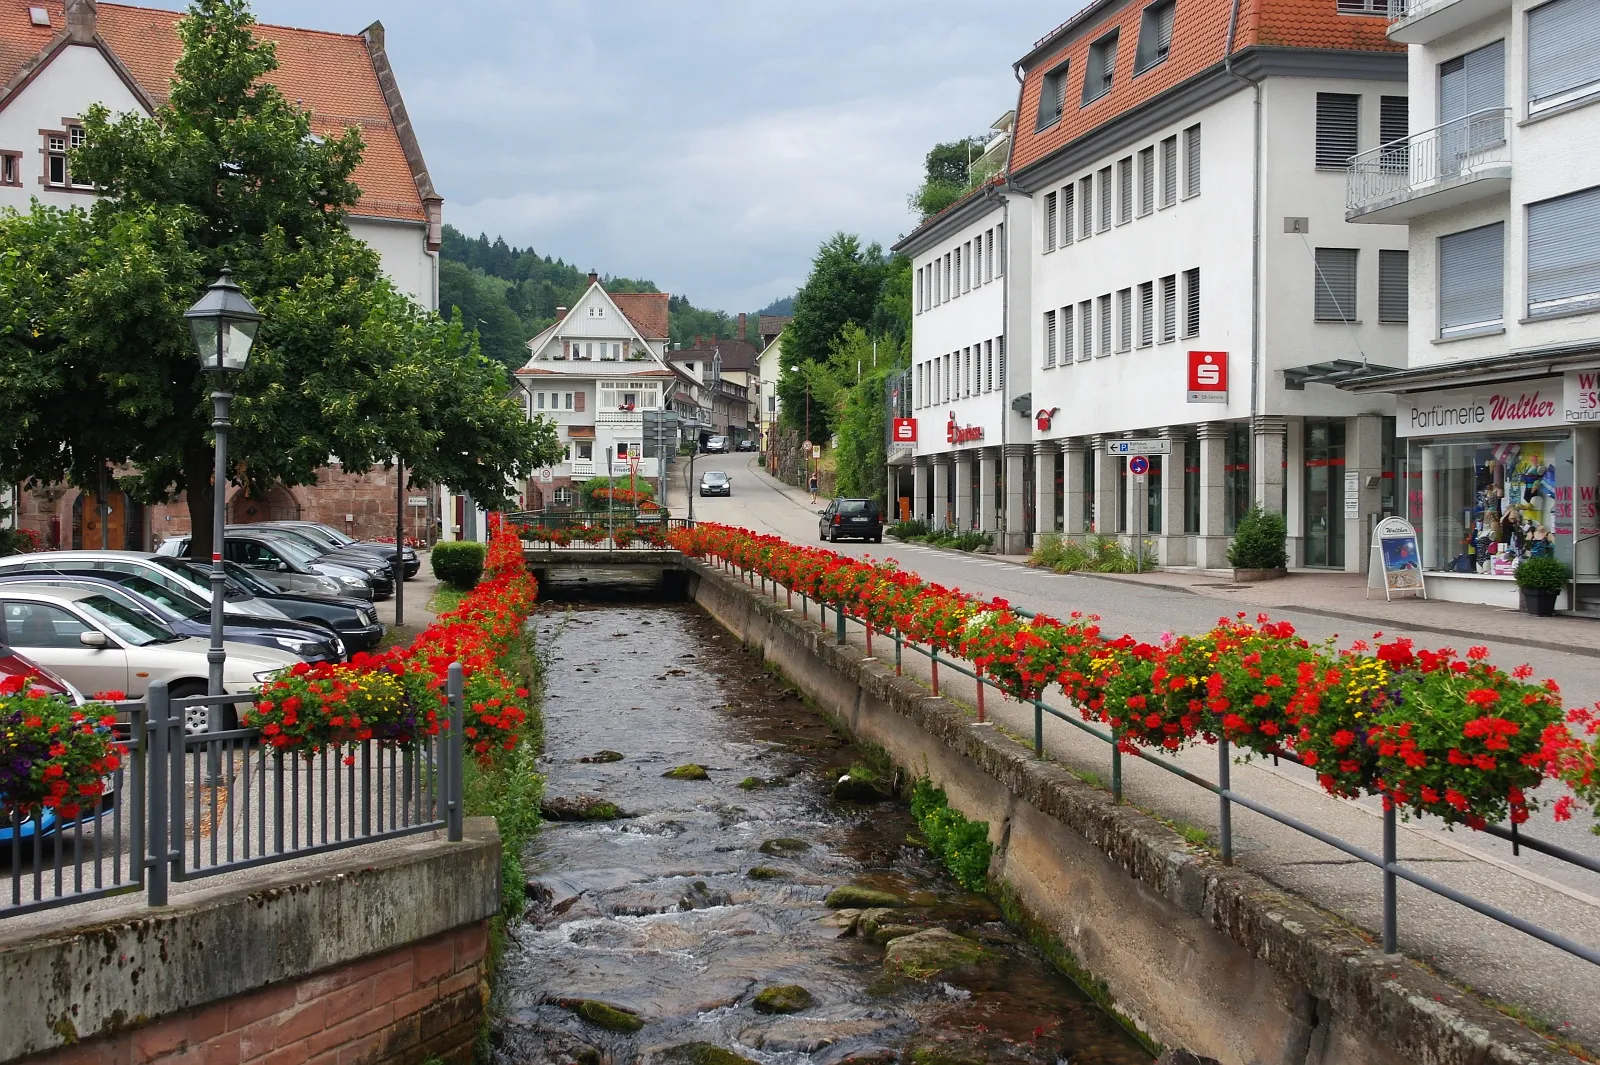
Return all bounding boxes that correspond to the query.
[1227,503,1288,581]
[1515,555,1568,616]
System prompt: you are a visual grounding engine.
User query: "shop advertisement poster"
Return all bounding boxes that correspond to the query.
[1367,516,1426,601]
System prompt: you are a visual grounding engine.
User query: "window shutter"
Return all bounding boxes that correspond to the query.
[1061,305,1074,363]
[575,390,586,412]
[1184,268,1201,336]
[1079,176,1094,238]
[1528,185,1600,316]
[1098,166,1112,230]
[1138,147,1154,215]
[1528,0,1600,108]
[1045,192,1058,252]
[1117,288,1132,350]
[1315,93,1360,168]
[1118,158,1133,223]
[1160,275,1177,342]
[1313,248,1359,322]
[998,336,1006,390]
[1138,282,1154,346]
[1045,310,1057,367]
[1184,125,1201,196]
[1160,136,1177,207]
[1378,249,1409,323]
[1098,294,1112,355]
[1060,184,1075,246]
[1440,41,1504,123]
[1438,222,1504,335]
[1380,95,1408,145]
[1080,302,1094,360]
[996,224,1005,275]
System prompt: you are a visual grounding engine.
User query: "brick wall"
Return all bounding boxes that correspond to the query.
[31,923,489,1065]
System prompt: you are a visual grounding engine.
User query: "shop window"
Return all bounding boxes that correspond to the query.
[1410,436,1571,576]
[1184,443,1200,533]
[1303,418,1347,569]
[1224,424,1251,532]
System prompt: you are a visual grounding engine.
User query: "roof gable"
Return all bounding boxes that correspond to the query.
[612,291,670,340]
[522,283,673,374]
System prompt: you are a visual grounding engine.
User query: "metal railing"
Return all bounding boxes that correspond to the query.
[3,666,465,919]
[1347,107,1511,213]
[508,511,694,552]
[707,553,1600,969]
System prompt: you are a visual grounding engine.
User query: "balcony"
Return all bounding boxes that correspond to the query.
[1346,108,1511,223]
[595,409,645,425]
[569,459,596,477]
[1385,0,1511,44]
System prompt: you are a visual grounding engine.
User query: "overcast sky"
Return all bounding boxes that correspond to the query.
[156,1,1081,312]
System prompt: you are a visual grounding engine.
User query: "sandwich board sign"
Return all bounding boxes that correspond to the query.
[1367,516,1426,600]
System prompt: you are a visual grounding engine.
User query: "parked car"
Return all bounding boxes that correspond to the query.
[704,435,729,454]
[157,532,383,600]
[0,574,343,664]
[0,551,289,620]
[699,471,731,497]
[164,558,385,653]
[224,526,396,598]
[819,498,883,543]
[0,586,299,733]
[0,641,81,702]
[256,520,419,579]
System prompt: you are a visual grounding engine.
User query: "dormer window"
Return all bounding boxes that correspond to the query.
[1082,30,1119,105]
[1036,60,1070,130]
[1134,0,1175,75]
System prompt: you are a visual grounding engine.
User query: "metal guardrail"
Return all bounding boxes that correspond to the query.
[3,666,465,919]
[707,552,1600,968]
[1347,107,1511,213]
[508,512,694,552]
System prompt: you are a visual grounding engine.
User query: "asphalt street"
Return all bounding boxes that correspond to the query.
[679,452,1600,1051]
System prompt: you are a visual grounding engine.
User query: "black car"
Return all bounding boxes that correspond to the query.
[165,558,386,653]
[699,471,731,497]
[820,498,883,543]
[225,526,400,597]
[256,521,420,579]
[0,573,345,663]
[735,438,758,452]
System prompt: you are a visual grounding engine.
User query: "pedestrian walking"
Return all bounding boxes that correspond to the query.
[808,473,819,504]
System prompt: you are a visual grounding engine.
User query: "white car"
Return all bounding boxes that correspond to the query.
[0,585,299,733]
[0,550,289,620]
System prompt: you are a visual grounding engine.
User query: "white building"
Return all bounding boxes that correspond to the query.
[514,279,676,508]
[990,0,1411,572]
[1341,0,1600,609]
[756,315,792,451]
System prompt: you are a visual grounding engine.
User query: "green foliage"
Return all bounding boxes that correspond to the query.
[437,258,528,377]
[1515,555,1569,593]
[1227,504,1288,570]
[430,541,486,589]
[780,234,889,441]
[909,777,992,893]
[577,474,656,510]
[1031,532,1156,573]
[830,326,900,503]
[888,519,931,540]
[894,523,991,552]
[908,136,991,222]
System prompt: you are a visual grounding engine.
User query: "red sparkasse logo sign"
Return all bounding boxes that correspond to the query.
[892,417,917,442]
[1187,351,1227,404]
[946,411,983,445]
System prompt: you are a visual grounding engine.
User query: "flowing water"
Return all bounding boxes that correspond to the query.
[492,599,1152,1065]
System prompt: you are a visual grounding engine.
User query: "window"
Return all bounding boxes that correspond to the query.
[943,353,951,401]
[1315,93,1360,169]
[1044,310,1058,368]
[1159,274,1177,341]
[1098,294,1112,355]
[915,363,923,406]
[1336,0,1386,10]
[996,223,1006,274]
[1117,157,1133,224]
[536,392,546,409]
[985,339,995,391]
[576,442,593,459]
[1138,281,1154,346]
[1313,248,1359,322]
[945,253,953,301]
[66,125,90,187]
[998,335,1006,390]
[588,304,605,318]
[915,268,923,313]
[1082,30,1119,104]
[1183,268,1201,336]
[553,486,575,506]
[1097,166,1112,231]
[1078,175,1094,239]
[1438,222,1503,336]
[1440,41,1505,133]
[953,246,962,298]
[1159,135,1178,207]
[1137,147,1154,216]
[0,153,19,186]
[1528,185,1600,317]
[1528,0,1600,112]
[1044,191,1059,252]
[1060,184,1075,246]
[1378,249,1409,323]
[985,229,995,279]
[1062,305,1075,363]
[1,601,90,649]
[564,392,574,410]
[1116,288,1132,351]
[46,132,67,186]
[574,391,586,412]
[1037,61,1070,129]
[1079,301,1094,361]
[1183,124,1201,197]
[1135,0,1176,74]
[1380,95,1408,146]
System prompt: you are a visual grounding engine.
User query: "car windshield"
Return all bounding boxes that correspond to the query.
[76,594,180,647]
[221,560,280,595]
[115,574,209,620]
[839,500,877,516]
[275,525,343,550]
[255,536,321,568]
[251,528,328,557]
[703,472,727,483]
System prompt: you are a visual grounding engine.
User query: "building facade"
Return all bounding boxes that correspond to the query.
[515,281,676,508]
[1341,0,1600,609]
[0,0,446,546]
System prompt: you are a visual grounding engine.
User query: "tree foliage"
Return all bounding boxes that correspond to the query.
[908,136,992,221]
[0,0,559,556]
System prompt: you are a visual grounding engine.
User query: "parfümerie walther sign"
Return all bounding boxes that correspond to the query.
[1397,370,1600,436]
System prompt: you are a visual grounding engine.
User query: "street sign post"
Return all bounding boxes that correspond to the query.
[1126,455,1151,572]
[1106,439,1170,456]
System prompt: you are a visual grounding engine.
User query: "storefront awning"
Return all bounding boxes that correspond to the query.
[1281,360,1401,391]
[1333,340,1600,395]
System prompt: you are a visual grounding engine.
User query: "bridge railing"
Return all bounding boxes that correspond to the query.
[508,511,693,552]
[3,668,465,920]
[699,551,1600,970]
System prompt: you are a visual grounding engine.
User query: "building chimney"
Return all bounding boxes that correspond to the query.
[695,335,703,346]
[555,306,568,320]
[737,313,747,340]
[65,0,98,42]
[587,271,598,286]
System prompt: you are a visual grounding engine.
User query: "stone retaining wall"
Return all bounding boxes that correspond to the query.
[686,560,1581,1065]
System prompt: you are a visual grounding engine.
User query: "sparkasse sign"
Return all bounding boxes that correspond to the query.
[1187,351,1227,403]
[892,417,917,442]
[946,411,983,445]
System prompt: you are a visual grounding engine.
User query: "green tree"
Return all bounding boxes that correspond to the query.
[908,136,989,221]
[438,258,527,376]
[0,0,558,557]
[828,325,900,502]
[780,233,886,440]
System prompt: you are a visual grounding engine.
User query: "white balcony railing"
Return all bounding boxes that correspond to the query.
[595,410,645,425]
[1346,107,1511,217]
[569,459,596,477]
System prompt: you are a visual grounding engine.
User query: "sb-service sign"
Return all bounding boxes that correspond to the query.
[1187,351,1228,404]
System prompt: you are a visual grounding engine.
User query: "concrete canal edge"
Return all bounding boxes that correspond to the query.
[685,559,1584,1065]
[0,818,500,1065]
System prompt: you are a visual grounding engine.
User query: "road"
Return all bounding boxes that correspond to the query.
[681,451,1600,1051]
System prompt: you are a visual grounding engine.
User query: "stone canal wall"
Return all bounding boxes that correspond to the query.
[0,820,500,1065]
[686,559,1581,1065]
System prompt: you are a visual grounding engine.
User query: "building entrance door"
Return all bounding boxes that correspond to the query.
[1304,418,1347,568]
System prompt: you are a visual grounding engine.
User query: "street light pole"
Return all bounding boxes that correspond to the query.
[207,388,231,702]
[394,458,404,628]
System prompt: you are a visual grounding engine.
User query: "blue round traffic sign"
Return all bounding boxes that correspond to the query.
[1129,455,1150,475]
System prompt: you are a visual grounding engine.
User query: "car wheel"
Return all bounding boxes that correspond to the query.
[828,527,838,543]
[170,682,214,735]
[873,535,883,543]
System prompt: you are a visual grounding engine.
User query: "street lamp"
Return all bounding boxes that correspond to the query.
[185,267,263,725]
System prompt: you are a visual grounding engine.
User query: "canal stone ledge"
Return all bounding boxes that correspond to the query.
[0,818,500,1065]
[685,559,1582,1065]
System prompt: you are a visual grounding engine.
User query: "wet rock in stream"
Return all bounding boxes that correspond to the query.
[580,750,625,763]
[540,794,625,822]
[492,603,1151,1065]
[662,763,711,780]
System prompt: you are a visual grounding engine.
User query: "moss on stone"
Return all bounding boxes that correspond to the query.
[882,928,1004,990]
[747,865,785,881]
[662,764,710,780]
[824,885,906,909]
[758,837,810,856]
[752,984,814,1014]
[539,795,623,822]
[580,750,624,763]
[658,1043,759,1065]
[566,999,643,1033]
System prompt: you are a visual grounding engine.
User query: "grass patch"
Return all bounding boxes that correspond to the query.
[1029,532,1156,573]
[908,777,992,894]
[425,585,468,616]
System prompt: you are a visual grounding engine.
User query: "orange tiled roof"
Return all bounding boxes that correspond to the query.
[1010,0,1400,175]
[612,292,671,340]
[0,2,428,223]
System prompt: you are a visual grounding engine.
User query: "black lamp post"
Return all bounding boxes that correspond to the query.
[185,267,263,728]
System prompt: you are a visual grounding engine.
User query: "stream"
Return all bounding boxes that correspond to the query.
[491,599,1152,1065]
